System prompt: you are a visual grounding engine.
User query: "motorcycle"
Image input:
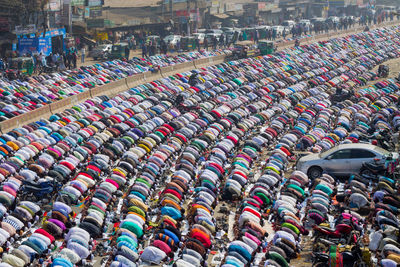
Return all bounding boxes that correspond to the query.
[39,64,58,74]
[312,224,357,243]
[359,153,398,179]
[359,160,387,178]
[377,64,389,78]
[359,131,394,151]
[312,245,367,267]
[312,213,362,247]
[4,69,23,80]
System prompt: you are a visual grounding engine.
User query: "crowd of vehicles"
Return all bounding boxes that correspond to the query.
[230,40,275,60]
[88,44,112,60]
[87,15,361,60]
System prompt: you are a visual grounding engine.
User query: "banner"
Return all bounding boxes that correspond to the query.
[18,38,37,55]
[47,0,61,11]
[72,5,85,21]
[15,24,37,35]
[85,7,90,18]
[71,0,84,6]
[95,32,108,41]
[87,19,105,28]
[90,6,102,17]
[88,0,102,6]
[37,37,52,56]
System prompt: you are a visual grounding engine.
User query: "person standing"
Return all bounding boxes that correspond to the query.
[67,52,73,69]
[204,38,208,51]
[161,39,167,54]
[72,51,77,68]
[0,58,5,71]
[46,53,53,66]
[151,41,156,56]
[141,41,148,58]
[58,54,65,70]
[219,34,224,48]
[41,53,47,68]
[64,52,70,70]
[31,53,37,74]
[81,46,86,63]
[124,45,130,60]
[212,36,217,50]
[195,38,200,52]
[254,30,259,43]
[147,40,153,56]
[52,52,57,65]
[267,29,271,40]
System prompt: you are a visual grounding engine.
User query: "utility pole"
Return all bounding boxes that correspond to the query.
[194,0,198,33]
[162,0,165,22]
[187,0,190,36]
[170,0,173,21]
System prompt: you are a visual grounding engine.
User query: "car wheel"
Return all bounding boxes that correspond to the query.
[308,166,322,179]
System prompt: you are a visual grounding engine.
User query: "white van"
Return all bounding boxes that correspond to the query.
[282,20,296,31]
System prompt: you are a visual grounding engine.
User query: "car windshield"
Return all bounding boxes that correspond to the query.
[320,148,338,158]
[165,35,176,41]
[373,146,390,156]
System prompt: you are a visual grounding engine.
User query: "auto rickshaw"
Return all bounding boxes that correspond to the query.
[258,40,275,56]
[181,37,196,51]
[110,43,129,59]
[9,57,34,75]
[230,41,259,60]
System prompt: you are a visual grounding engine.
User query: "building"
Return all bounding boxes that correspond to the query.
[99,0,209,36]
[17,27,66,56]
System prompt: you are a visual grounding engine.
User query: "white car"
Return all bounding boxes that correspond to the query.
[164,35,181,46]
[192,33,205,44]
[327,16,340,24]
[296,143,397,179]
[205,29,223,35]
[299,19,311,27]
[282,20,296,31]
[89,44,112,60]
[272,26,285,36]
[205,33,221,43]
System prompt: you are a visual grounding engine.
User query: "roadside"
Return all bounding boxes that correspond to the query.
[76,19,400,69]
